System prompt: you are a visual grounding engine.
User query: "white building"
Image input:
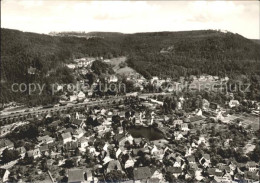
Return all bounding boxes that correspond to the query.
[150,76,159,84]
[108,75,118,83]
[229,100,240,108]
[61,132,72,144]
[70,95,77,102]
[66,64,76,69]
[77,91,86,100]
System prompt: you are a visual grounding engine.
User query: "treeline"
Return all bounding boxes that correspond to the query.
[1,28,260,104]
[126,31,260,79]
[0,28,124,105]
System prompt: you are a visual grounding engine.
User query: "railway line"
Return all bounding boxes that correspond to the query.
[0,97,124,124]
[0,92,170,124]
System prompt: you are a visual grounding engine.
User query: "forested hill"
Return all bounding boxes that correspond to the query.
[0,28,124,105]
[1,28,260,104]
[125,30,260,79]
[55,30,260,78]
[251,39,260,45]
[1,28,124,81]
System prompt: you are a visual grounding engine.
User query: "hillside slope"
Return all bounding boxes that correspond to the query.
[0,28,124,104]
[125,30,260,78]
[1,28,260,104]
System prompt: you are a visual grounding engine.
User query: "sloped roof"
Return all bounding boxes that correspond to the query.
[107,160,122,173]
[0,139,14,148]
[73,128,85,135]
[247,161,257,167]
[207,168,216,175]
[68,169,84,183]
[0,168,8,178]
[202,153,210,160]
[187,156,195,162]
[73,119,84,126]
[133,167,152,180]
[190,163,198,171]
[244,171,259,180]
[189,116,204,122]
[166,167,182,174]
[16,146,26,154]
[114,134,125,141]
[39,145,49,152]
[61,132,71,139]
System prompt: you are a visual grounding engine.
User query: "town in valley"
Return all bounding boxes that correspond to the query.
[1,0,260,182]
[0,55,259,182]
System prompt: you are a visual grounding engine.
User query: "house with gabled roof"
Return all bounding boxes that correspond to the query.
[61,132,72,144]
[78,137,89,151]
[199,153,211,168]
[213,170,230,182]
[0,139,14,155]
[246,161,258,172]
[189,116,205,125]
[64,141,78,152]
[16,146,26,158]
[72,128,85,139]
[27,148,41,159]
[181,123,189,131]
[173,119,183,127]
[106,160,122,173]
[173,158,182,168]
[37,135,54,145]
[217,163,231,173]
[39,145,49,156]
[187,156,196,164]
[72,119,86,128]
[229,100,240,108]
[125,158,135,169]
[68,168,85,183]
[0,168,10,183]
[151,169,164,182]
[244,171,259,181]
[167,167,182,178]
[133,167,152,181]
[189,163,198,171]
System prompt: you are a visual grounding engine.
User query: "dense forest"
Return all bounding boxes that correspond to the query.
[1,28,260,105]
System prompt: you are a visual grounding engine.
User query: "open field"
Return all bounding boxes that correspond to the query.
[234,113,259,130]
[108,57,137,75]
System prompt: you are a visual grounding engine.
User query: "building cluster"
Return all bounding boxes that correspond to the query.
[0,92,259,182]
[0,57,260,182]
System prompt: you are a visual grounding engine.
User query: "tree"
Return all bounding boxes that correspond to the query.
[165,171,177,182]
[248,144,260,162]
[75,148,81,156]
[125,111,131,119]
[112,115,121,130]
[40,159,48,171]
[124,141,131,150]
[91,60,114,75]
[2,149,20,163]
[85,72,96,85]
[64,159,75,168]
[104,170,125,182]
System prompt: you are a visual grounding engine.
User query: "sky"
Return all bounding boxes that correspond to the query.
[1,0,260,39]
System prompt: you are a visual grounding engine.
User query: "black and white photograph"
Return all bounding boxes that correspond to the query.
[0,0,260,182]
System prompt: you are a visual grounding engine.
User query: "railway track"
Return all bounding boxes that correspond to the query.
[0,97,124,122]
